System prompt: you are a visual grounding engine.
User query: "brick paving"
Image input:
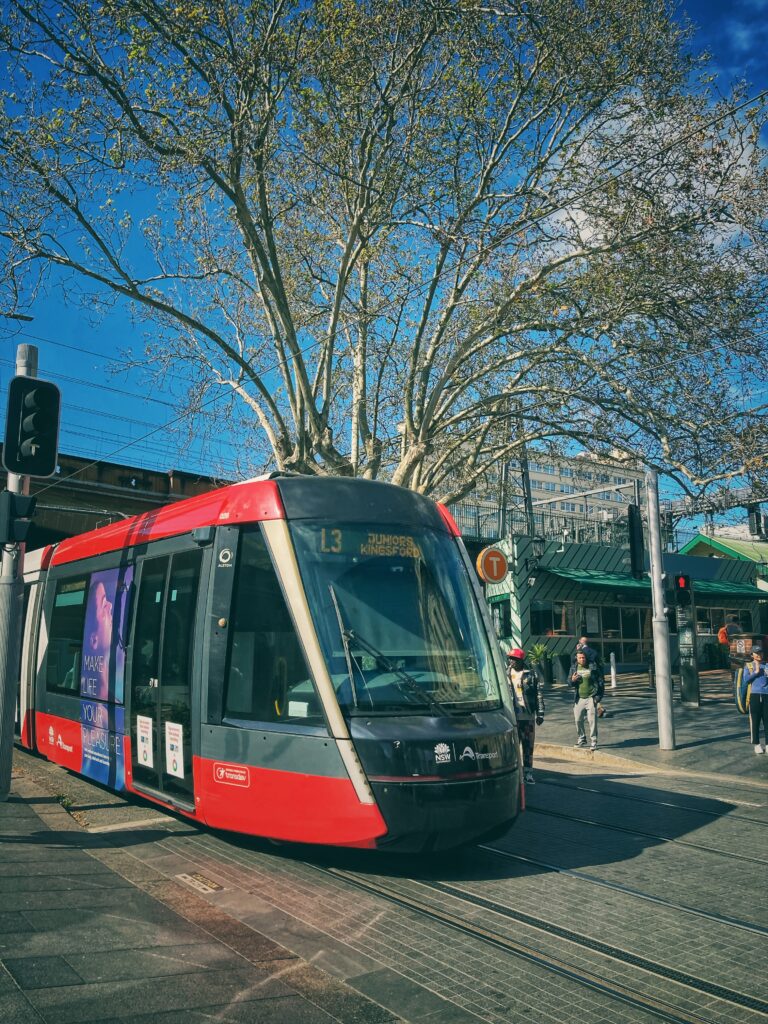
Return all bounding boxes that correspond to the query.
[0,773,401,1024]
[4,668,768,1024]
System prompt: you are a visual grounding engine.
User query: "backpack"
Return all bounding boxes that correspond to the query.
[734,666,751,715]
[717,625,729,645]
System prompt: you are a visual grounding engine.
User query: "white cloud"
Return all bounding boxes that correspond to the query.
[725,20,756,54]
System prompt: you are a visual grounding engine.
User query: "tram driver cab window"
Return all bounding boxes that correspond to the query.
[222,528,322,729]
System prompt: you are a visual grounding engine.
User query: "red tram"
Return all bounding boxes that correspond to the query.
[16,475,522,851]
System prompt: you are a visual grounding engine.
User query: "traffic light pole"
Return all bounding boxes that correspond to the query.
[0,344,36,801]
[646,468,676,750]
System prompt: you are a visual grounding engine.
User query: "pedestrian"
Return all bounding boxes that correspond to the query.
[718,615,742,666]
[571,636,608,718]
[570,635,601,672]
[743,645,768,754]
[506,647,545,785]
[570,650,604,751]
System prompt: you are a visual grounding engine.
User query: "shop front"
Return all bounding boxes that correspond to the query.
[485,536,765,682]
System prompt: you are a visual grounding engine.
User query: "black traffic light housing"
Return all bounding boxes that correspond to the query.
[627,504,644,579]
[673,573,692,607]
[3,376,60,477]
[0,490,37,545]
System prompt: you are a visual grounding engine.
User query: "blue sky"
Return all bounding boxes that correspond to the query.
[2,1,767,497]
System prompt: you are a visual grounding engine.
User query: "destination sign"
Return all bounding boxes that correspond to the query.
[317,527,422,559]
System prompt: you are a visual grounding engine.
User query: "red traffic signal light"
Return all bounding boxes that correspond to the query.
[3,376,61,477]
[674,574,692,606]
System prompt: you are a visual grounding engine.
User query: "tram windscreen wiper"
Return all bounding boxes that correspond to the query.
[338,617,451,718]
[328,584,361,709]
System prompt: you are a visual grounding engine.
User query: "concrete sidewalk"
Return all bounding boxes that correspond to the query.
[534,669,768,786]
[0,769,400,1024]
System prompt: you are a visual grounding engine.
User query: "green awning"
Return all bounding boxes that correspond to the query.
[543,568,651,591]
[693,578,767,600]
[542,567,765,601]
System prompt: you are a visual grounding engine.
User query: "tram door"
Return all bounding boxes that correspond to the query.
[130,549,202,805]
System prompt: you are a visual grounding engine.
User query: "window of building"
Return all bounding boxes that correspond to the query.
[542,481,557,492]
[560,501,578,512]
[696,607,714,635]
[621,607,641,639]
[46,577,89,695]
[491,598,511,638]
[531,600,574,636]
[223,528,322,728]
[559,483,575,494]
[602,605,620,638]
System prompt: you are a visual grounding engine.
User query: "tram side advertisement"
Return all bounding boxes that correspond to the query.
[79,567,133,787]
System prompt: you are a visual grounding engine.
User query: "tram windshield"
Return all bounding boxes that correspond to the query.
[289,522,503,714]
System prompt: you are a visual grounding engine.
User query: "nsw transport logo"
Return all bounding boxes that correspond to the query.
[434,742,452,764]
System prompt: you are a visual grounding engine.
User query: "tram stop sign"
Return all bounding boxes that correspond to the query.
[475,546,508,583]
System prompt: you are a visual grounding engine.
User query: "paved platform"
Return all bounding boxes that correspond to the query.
[0,768,401,1024]
[2,667,766,1023]
[533,669,768,787]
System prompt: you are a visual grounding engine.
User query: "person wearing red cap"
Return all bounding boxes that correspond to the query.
[507,648,545,785]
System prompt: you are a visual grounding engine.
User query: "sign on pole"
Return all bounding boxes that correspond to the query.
[475,546,508,583]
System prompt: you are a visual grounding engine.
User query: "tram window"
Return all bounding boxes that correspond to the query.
[46,576,89,695]
[161,550,201,692]
[222,529,321,728]
[132,558,168,688]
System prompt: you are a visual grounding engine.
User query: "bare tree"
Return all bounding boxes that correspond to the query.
[1,0,766,500]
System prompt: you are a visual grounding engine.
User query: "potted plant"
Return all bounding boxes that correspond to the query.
[527,642,552,685]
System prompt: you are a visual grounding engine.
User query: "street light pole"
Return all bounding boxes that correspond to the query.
[0,345,37,800]
[646,468,675,750]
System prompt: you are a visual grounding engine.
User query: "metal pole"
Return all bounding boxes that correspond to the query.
[610,651,617,689]
[0,344,37,800]
[645,469,675,750]
[498,459,508,539]
[516,414,536,537]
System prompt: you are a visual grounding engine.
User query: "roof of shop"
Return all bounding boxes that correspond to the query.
[678,534,768,564]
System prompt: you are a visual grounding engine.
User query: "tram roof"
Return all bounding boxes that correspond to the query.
[46,475,452,567]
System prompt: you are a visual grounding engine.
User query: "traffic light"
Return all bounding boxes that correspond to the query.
[3,376,60,477]
[627,504,644,579]
[673,573,692,607]
[0,490,37,545]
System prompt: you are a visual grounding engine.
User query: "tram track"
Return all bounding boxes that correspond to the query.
[536,776,768,825]
[321,865,767,1024]
[477,844,768,937]
[134,829,766,1024]
[525,804,768,864]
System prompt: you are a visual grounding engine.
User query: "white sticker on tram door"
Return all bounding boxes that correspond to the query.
[165,721,185,779]
[137,715,154,769]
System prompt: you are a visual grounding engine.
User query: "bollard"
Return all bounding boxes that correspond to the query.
[610,651,617,689]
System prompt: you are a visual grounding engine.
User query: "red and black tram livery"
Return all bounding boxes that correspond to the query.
[18,476,522,850]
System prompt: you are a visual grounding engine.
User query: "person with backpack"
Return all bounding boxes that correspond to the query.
[743,645,768,754]
[506,647,545,785]
[570,650,604,751]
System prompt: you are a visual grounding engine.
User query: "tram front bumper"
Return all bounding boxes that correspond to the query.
[369,770,521,852]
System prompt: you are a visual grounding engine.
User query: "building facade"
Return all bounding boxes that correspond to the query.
[485,534,765,681]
